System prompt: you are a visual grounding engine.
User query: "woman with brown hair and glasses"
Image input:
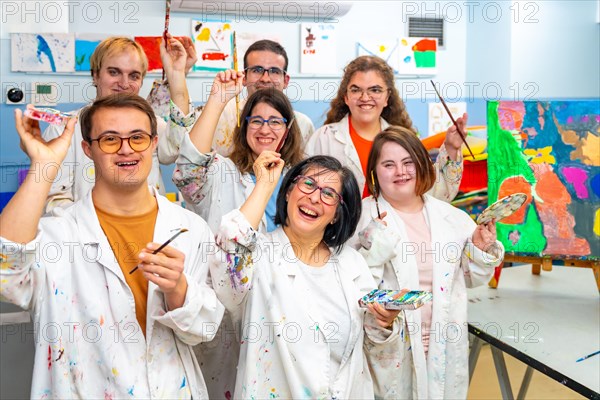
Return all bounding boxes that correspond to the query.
[211,154,402,399]
[169,68,305,399]
[306,55,465,202]
[351,126,504,399]
[172,69,304,234]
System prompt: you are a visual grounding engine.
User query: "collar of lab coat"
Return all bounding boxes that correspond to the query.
[331,114,391,188]
[268,226,364,362]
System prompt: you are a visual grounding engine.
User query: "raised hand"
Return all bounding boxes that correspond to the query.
[444,112,468,160]
[179,36,198,75]
[472,218,497,253]
[252,150,285,188]
[15,106,76,167]
[161,33,188,77]
[138,242,188,310]
[209,68,244,105]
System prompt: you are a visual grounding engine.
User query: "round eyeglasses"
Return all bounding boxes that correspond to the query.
[347,86,390,100]
[244,65,286,80]
[89,133,153,154]
[293,175,344,206]
[245,116,287,131]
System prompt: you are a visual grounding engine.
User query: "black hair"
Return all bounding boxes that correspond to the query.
[274,155,361,253]
[243,39,289,72]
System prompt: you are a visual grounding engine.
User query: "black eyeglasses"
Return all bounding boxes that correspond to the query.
[245,65,286,80]
[245,116,287,131]
[293,175,344,206]
[89,133,153,154]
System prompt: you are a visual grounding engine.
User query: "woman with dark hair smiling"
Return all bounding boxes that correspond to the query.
[210,154,401,399]
[172,69,304,234]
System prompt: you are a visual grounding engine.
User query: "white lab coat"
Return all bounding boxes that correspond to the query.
[42,103,187,213]
[305,115,463,202]
[351,195,505,399]
[210,209,401,400]
[211,94,315,157]
[174,133,285,399]
[0,189,225,399]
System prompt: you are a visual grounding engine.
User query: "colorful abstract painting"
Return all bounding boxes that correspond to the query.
[487,100,600,259]
[191,20,233,72]
[11,33,75,72]
[75,34,106,71]
[397,37,437,76]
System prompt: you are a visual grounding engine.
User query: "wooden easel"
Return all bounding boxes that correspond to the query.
[489,254,600,291]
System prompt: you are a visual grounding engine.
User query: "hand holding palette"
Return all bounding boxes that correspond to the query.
[477,193,528,225]
[358,289,433,310]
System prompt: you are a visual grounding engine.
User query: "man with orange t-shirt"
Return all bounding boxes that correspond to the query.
[0,94,224,399]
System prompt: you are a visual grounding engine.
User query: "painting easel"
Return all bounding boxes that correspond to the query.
[489,254,600,291]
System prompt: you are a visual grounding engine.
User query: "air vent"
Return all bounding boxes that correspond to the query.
[408,17,444,47]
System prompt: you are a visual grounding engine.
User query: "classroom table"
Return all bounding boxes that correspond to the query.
[467,265,600,399]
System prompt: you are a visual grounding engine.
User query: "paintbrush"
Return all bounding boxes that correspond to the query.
[233,31,240,127]
[267,116,295,168]
[371,170,381,219]
[129,228,189,274]
[429,80,475,159]
[576,350,600,362]
[161,0,171,81]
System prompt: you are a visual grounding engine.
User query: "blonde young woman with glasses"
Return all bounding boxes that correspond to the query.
[306,55,466,202]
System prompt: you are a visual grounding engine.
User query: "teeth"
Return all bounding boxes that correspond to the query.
[300,207,317,217]
[117,161,137,166]
[257,138,274,143]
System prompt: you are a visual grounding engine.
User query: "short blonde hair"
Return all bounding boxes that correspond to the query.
[90,37,148,79]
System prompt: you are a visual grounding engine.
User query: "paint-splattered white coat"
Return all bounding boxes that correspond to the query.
[350,195,505,399]
[0,189,224,399]
[210,209,401,400]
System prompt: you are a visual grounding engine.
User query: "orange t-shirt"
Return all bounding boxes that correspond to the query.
[348,117,374,198]
[95,201,158,337]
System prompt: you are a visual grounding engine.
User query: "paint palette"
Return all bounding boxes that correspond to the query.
[24,107,74,125]
[358,289,433,310]
[477,193,528,225]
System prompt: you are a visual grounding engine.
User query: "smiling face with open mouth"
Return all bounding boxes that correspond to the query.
[82,107,157,191]
[376,141,419,205]
[344,70,389,127]
[285,166,342,240]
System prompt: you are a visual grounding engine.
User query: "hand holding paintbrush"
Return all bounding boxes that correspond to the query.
[430,80,474,159]
[130,228,188,274]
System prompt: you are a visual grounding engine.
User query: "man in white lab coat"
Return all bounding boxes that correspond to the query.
[0,94,224,399]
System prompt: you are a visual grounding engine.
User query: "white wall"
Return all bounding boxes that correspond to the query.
[510,0,600,98]
[1,1,598,106]
[1,0,468,104]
